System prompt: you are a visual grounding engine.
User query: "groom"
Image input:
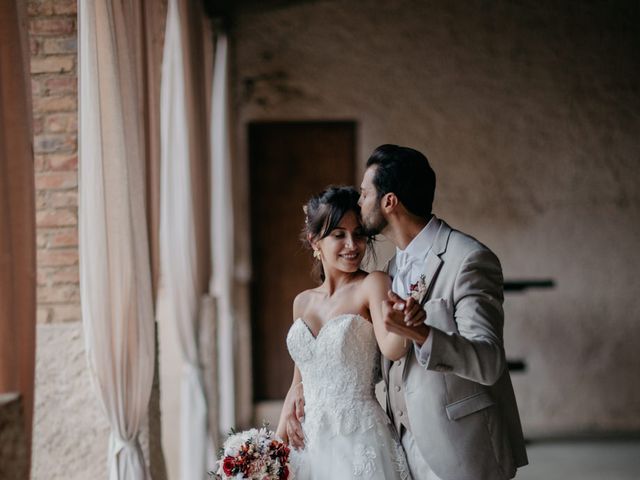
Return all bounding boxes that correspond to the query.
[358,144,528,479]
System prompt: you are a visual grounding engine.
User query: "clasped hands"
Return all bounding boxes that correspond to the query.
[382,290,431,346]
[282,290,429,449]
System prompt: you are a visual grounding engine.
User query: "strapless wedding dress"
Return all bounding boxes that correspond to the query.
[286,313,411,479]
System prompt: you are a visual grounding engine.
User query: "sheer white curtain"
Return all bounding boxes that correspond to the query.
[78,1,155,479]
[210,32,236,437]
[159,0,210,478]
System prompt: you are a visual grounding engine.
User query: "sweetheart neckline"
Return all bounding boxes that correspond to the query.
[295,313,369,340]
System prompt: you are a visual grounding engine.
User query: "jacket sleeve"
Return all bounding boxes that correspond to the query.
[423,248,506,386]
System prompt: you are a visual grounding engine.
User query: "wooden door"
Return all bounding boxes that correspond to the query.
[249,121,356,401]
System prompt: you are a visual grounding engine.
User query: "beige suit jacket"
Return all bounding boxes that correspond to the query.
[383,219,528,480]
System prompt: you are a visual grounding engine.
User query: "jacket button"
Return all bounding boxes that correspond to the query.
[395,385,401,392]
[398,411,404,417]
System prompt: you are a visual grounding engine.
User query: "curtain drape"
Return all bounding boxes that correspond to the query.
[210,32,236,436]
[159,0,213,478]
[136,2,168,477]
[140,1,167,300]
[0,0,36,470]
[78,1,156,478]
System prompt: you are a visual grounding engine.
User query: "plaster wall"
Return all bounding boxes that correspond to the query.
[31,322,155,480]
[31,323,110,479]
[231,0,640,435]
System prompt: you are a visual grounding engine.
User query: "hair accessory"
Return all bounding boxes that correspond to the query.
[313,249,321,260]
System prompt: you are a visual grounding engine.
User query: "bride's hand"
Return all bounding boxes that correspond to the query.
[388,291,426,327]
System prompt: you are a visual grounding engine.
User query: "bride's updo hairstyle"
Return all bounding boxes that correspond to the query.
[302,186,374,282]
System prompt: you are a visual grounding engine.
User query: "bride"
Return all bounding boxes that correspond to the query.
[276,186,420,479]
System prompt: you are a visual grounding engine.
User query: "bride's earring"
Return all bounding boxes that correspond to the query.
[313,249,322,260]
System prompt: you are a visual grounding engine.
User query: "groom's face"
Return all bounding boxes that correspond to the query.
[358,166,387,235]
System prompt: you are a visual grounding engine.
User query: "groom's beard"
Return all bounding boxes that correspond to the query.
[363,209,387,236]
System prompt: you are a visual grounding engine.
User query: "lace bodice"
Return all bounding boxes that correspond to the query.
[286,314,411,479]
[286,314,384,440]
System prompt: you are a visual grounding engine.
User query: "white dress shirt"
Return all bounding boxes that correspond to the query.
[390,215,441,366]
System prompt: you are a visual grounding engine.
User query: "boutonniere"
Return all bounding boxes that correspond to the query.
[409,274,428,303]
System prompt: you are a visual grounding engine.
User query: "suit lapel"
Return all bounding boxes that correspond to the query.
[418,219,452,304]
[401,221,452,380]
[386,219,453,381]
[419,250,442,305]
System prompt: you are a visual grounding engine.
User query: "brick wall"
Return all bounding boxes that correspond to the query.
[28,0,80,324]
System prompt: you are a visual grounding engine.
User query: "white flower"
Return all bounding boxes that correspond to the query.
[409,274,428,302]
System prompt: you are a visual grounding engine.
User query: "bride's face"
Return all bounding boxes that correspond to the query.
[316,210,367,274]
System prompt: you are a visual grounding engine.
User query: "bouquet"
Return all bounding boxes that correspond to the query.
[211,426,291,480]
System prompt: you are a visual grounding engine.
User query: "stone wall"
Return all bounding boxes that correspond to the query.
[30,324,111,480]
[232,0,640,436]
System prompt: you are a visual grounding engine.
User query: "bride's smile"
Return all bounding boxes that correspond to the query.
[313,210,367,274]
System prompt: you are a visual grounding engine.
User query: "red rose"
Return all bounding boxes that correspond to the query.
[272,442,290,462]
[222,456,236,476]
[279,465,289,480]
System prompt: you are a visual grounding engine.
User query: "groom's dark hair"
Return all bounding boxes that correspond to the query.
[366,144,436,219]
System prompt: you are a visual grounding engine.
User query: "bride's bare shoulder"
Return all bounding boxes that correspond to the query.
[292,288,321,320]
[361,270,392,289]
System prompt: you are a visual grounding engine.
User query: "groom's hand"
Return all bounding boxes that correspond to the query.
[293,381,305,422]
[286,382,305,449]
[384,290,430,345]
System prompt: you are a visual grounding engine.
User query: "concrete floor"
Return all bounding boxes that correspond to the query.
[516,439,640,480]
